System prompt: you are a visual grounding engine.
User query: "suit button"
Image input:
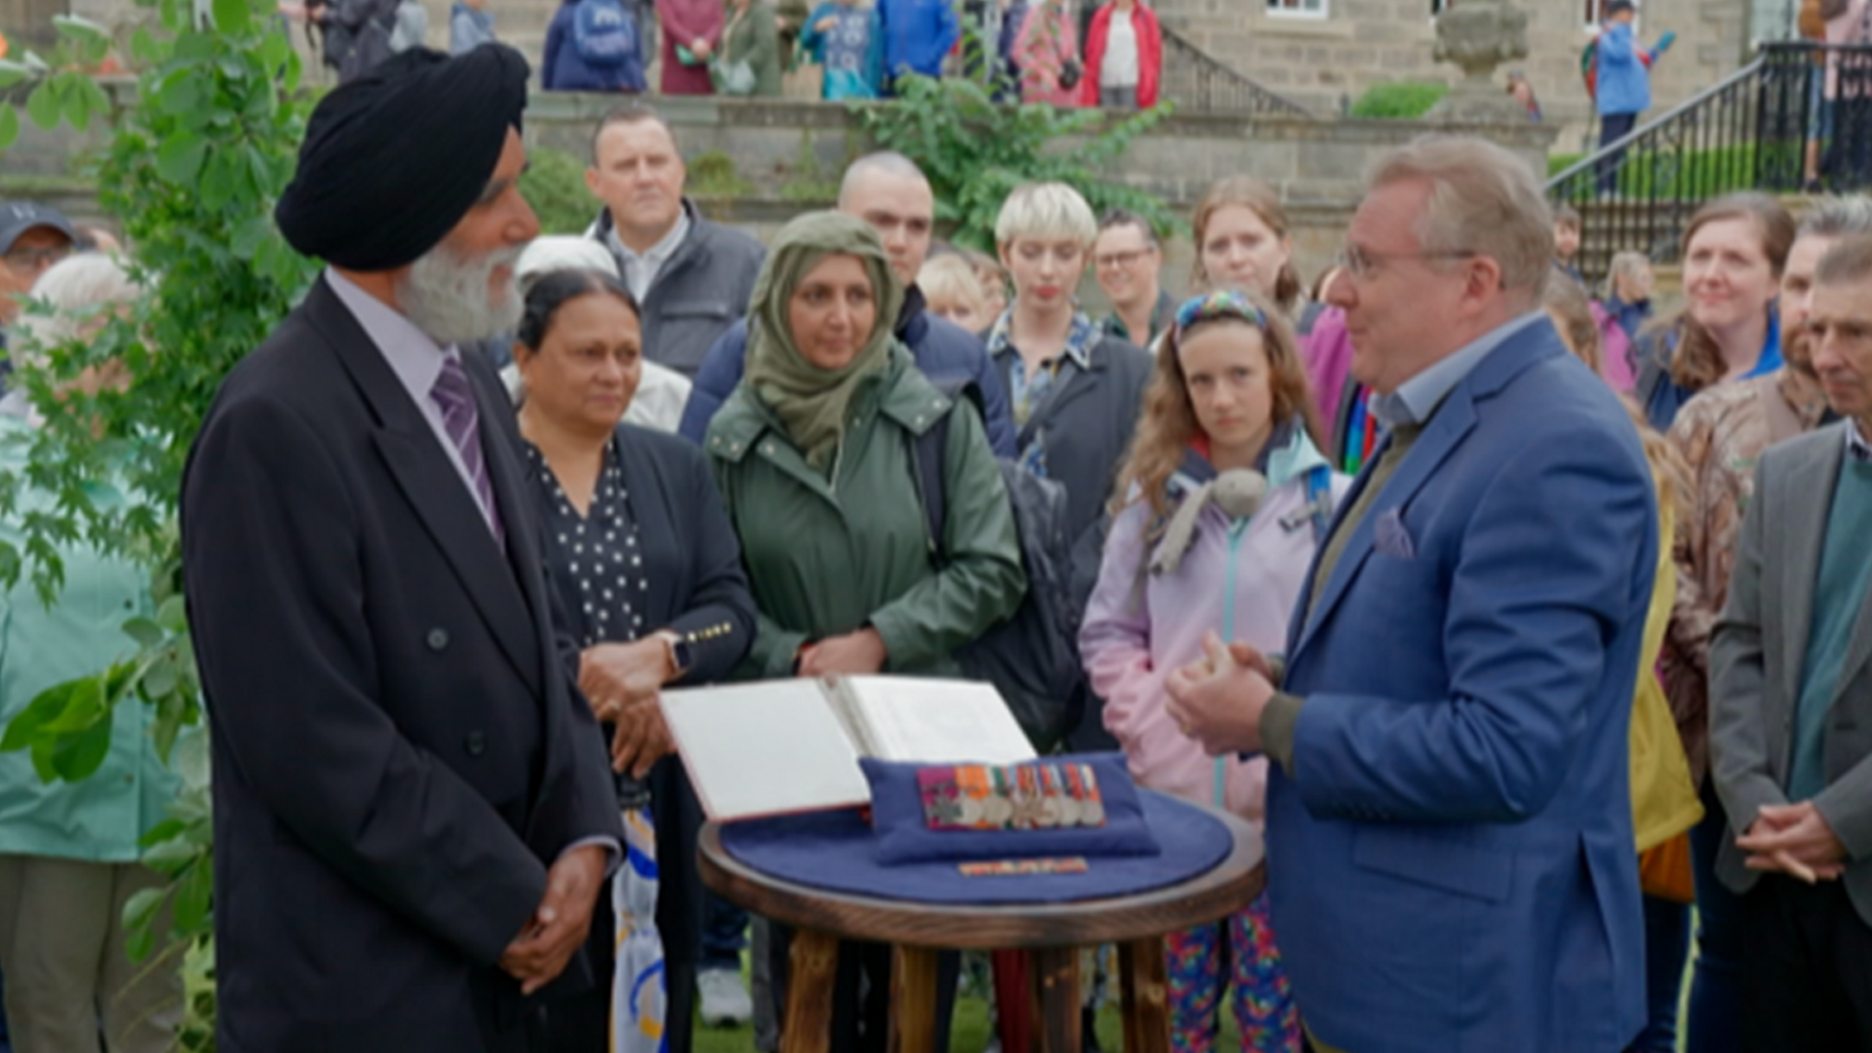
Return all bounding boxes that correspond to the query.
[426,628,449,651]
[464,731,486,757]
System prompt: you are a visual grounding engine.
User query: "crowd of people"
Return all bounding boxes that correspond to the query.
[3,35,1872,1053]
[293,0,1163,107]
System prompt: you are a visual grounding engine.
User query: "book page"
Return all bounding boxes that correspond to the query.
[660,680,869,822]
[837,676,1038,765]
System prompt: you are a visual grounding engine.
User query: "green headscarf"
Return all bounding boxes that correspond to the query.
[744,211,906,472]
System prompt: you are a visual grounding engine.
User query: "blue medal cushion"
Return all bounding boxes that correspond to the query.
[860,752,1161,865]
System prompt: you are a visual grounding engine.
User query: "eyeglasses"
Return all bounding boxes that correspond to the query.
[1093,248,1155,270]
[3,244,74,272]
[1335,244,1476,282]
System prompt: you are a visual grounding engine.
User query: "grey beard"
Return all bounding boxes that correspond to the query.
[399,242,525,346]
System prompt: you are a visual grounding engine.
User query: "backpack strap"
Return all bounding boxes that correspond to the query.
[908,377,986,563]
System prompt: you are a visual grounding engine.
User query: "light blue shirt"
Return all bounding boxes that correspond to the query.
[326,269,498,538]
[0,415,179,862]
[1370,310,1549,430]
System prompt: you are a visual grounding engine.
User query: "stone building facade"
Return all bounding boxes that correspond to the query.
[1163,0,1756,151]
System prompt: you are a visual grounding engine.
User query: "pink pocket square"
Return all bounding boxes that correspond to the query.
[1374,508,1416,559]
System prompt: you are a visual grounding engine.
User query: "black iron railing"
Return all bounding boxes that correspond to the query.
[1157,22,1312,117]
[1547,42,1872,286]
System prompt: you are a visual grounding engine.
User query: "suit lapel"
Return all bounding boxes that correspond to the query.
[1286,316,1559,665]
[1776,439,1842,707]
[305,278,545,697]
[469,356,550,655]
[1290,392,1479,661]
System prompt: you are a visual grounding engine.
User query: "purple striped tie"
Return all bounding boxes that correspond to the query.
[430,355,504,541]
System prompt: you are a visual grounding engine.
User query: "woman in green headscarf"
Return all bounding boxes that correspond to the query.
[705,210,1025,1048]
[706,210,1024,682]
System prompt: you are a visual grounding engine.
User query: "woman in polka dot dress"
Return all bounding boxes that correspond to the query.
[510,267,757,1053]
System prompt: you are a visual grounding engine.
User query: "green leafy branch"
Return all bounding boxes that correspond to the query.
[856,71,1177,252]
[0,0,318,1043]
[0,15,119,149]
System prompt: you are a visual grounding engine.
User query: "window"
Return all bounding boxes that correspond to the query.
[1267,0,1327,18]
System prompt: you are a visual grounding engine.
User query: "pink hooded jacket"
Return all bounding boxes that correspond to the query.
[1079,428,1350,828]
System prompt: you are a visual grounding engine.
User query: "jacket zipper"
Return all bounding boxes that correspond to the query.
[1214,517,1248,810]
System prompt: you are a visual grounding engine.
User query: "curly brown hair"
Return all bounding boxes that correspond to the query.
[1111,290,1325,520]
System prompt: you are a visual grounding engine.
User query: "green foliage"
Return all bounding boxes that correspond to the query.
[1552,142,1800,202]
[779,129,842,203]
[1348,81,1450,120]
[518,144,596,235]
[689,150,756,199]
[855,73,1176,252]
[0,1,319,1045]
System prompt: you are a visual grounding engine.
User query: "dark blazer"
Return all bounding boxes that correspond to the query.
[181,277,621,1053]
[991,332,1151,750]
[1711,423,1872,926]
[521,422,755,1053]
[990,333,1151,549]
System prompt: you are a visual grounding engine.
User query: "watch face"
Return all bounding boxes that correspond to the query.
[673,639,693,671]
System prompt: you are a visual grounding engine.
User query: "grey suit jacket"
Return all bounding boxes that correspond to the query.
[1710,421,1872,924]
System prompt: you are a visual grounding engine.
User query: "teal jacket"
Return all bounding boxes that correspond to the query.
[705,348,1026,679]
[0,415,178,862]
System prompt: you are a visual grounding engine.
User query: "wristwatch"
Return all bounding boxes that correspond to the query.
[657,630,692,678]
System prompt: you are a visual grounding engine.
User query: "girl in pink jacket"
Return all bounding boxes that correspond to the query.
[1080,290,1348,1052]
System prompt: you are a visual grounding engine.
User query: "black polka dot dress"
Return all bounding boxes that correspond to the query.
[525,436,654,650]
[524,435,654,806]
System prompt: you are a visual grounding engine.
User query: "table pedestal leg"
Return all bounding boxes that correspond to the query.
[1119,936,1170,1053]
[1029,946,1083,1053]
[888,944,939,1053]
[781,929,838,1053]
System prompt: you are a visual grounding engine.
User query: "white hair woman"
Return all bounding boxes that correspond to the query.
[500,234,694,431]
[984,182,1154,584]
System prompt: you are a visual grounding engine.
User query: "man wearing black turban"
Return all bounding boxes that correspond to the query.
[180,44,622,1053]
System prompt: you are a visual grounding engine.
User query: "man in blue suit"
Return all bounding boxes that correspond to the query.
[1169,136,1655,1052]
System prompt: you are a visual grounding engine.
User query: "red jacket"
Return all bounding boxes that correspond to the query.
[1080,1,1161,108]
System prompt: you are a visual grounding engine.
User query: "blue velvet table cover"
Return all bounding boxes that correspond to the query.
[718,790,1234,905]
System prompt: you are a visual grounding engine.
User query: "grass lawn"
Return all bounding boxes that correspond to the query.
[691,996,1135,1052]
[688,953,1246,1052]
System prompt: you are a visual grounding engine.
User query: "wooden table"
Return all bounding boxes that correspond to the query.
[697,809,1264,1053]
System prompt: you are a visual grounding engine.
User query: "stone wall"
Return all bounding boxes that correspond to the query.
[523,92,1553,287]
[1,90,1555,304]
[1160,0,1753,154]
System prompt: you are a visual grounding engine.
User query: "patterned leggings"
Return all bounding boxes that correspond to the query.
[1164,890,1300,1052]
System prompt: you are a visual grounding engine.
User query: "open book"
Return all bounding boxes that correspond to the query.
[660,676,1038,823]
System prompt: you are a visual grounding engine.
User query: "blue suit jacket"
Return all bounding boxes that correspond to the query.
[677,291,1017,457]
[1271,317,1653,1052]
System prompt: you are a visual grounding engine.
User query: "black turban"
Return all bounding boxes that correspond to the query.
[275,45,531,271]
